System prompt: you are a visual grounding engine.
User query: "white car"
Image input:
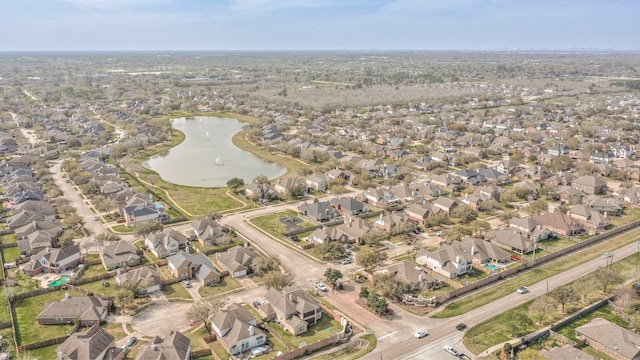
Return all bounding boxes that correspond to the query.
[444,345,460,356]
[517,286,529,294]
[414,329,428,339]
[182,280,191,288]
[341,258,352,265]
[314,282,328,292]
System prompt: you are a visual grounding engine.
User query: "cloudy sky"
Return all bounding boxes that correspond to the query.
[1,0,638,51]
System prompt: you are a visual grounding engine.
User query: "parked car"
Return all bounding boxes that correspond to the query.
[456,323,467,331]
[341,258,352,265]
[314,282,328,292]
[122,336,137,349]
[517,286,529,294]
[444,345,460,356]
[414,329,428,339]
[182,280,191,288]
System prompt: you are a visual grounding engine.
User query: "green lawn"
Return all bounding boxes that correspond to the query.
[7,268,38,295]
[266,314,342,349]
[198,277,242,298]
[184,327,210,352]
[162,282,192,300]
[542,236,577,251]
[13,289,83,345]
[21,343,59,360]
[1,246,20,263]
[80,264,109,278]
[194,238,243,255]
[111,225,134,233]
[78,279,120,297]
[0,327,16,355]
[554,306,627,342]
[210,340,230,360]
[250,210,316,238]
[1,233,17,245]
[434,227,640,318]
[0,288,10,322]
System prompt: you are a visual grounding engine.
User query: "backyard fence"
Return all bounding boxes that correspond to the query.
[270,334,343,360]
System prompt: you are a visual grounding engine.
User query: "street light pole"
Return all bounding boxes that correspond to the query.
[531,243,537,268]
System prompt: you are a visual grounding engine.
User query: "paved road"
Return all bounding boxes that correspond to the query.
[362,231,640,359]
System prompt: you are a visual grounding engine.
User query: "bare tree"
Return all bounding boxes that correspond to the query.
[552,286,578,313]
[530,296,557,324]
[263,272,294,291]
[573,276,597,303]
[187,297,228,332]
[594,267,624,293]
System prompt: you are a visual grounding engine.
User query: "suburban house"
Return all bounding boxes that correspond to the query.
[167,251,220,285]
[135,330,191,360]
[335,217,372,243]
[508,217,552,242]
[451,238,511,265]
[298,201,339,222]
[216,245,260,278]
[374,261,442,291]
[274,177,305,196]
[37,295,111,327]
[145,228,188,259]
[55,324,115,360]
[405,203,435,226]
[373,212,414,235]
[8,210,54,230]
[575,318,640,360]
[123,204,162,227]
[330,197,369,215]
[585,196,623,216]
[415,246,472,279]
[432,197,459,215]
[22,244,82,276]
[258,285,322,335]
[211,304,266,356]
[534,212,585,236]
[189,217,231,247]
[99,241,140,271]
[305,174,327,192]
[485,229,536,254]
[308,226,348,244]
[539,345,595,360]
[16,226,59,256]
[428,173,462,192]
[569,205,609,233]
[571,175,607,195]
[115,266,161,294]
[360,187,400,208]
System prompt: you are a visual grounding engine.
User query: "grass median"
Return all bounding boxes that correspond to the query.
[434,228,640,318]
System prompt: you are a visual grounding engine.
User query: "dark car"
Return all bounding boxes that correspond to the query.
[456,323,467,331]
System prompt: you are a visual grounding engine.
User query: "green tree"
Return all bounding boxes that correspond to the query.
[135,222,164,237]
[357,248,388,273]
[187,298,228,332]
[249,256,281,276]
[226,177,245,193]
[374,273,411,301]
[451,205,477,224]
[318,242,346,261]
[361,229,389,246]
[115,289,134,314]
[524,199,548,217]
[324,268,343,288]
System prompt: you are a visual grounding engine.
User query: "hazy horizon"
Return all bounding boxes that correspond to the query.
[1,0,638,52]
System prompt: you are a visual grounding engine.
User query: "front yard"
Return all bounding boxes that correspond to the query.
[161,282,192,300]
[249,210,316,239]
[198,277,242,298]
[266,314,342,349]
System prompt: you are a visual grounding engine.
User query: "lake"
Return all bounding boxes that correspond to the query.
[145,116,286,187]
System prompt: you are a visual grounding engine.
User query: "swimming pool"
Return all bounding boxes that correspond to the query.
[47,275,71,288]
[484,264,499,271]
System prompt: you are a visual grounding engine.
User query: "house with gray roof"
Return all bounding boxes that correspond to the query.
[145,228,187,259]
[99,241,140,271]
[485,229,535,254]
[55,324,115,360]
[22,244,81,276]
[258,285,322,335]
[211,304,266,356]
[305,174,327,192]
[217,246,260,278]
[451,238,511,265]
[330,197,369,215]
[115,266,161,294]
[336,217,372,243]
[298,201,339,222]
[374,261,442,291]
[572,175,607,195]
[576,318,640,360]
[37,295,111,327]
[415,245,472,279]
[123,204,161,227]
[135,330,191,360]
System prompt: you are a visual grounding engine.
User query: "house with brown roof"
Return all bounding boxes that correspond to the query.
[534,212,585,236]
[37,295,111,327]
[308,226,348,244]
[569,205,608,234]
[99,241,140,271]
[335,217,372,243]
[575,318,640,360]
[373,212,414,235]
[258,285,322,335]
[374,261,442,291]
[144,228,187,259]
[211,304,266,356]
[55,324,115,360]
[405,203,435,226]
[217,245,260,278]
[451,238,511,265]
[485,229,535,254]
[168,251,220,285]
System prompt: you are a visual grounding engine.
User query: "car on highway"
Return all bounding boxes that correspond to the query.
[181,280,191,288]
[341,258,352,265]
[444,345,460,356]
[414,329,428,339]
[456,323,467,331]
[603,252,613,257]
[517,286,529,294]
[314,282,328,292]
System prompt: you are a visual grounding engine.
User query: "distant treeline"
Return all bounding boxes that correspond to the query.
[611,80,640,89]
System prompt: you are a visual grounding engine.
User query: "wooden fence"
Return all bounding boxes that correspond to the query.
[436,220,640,305]
[17,322,80,351]
[191,348,213,358]
[271,334,343,360]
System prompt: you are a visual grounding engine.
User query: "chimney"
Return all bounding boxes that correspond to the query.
[248,325,254,336]
[456,256,460,263]
[471,246,475,256]
[32,220,37,229]
[151,343,157,351]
